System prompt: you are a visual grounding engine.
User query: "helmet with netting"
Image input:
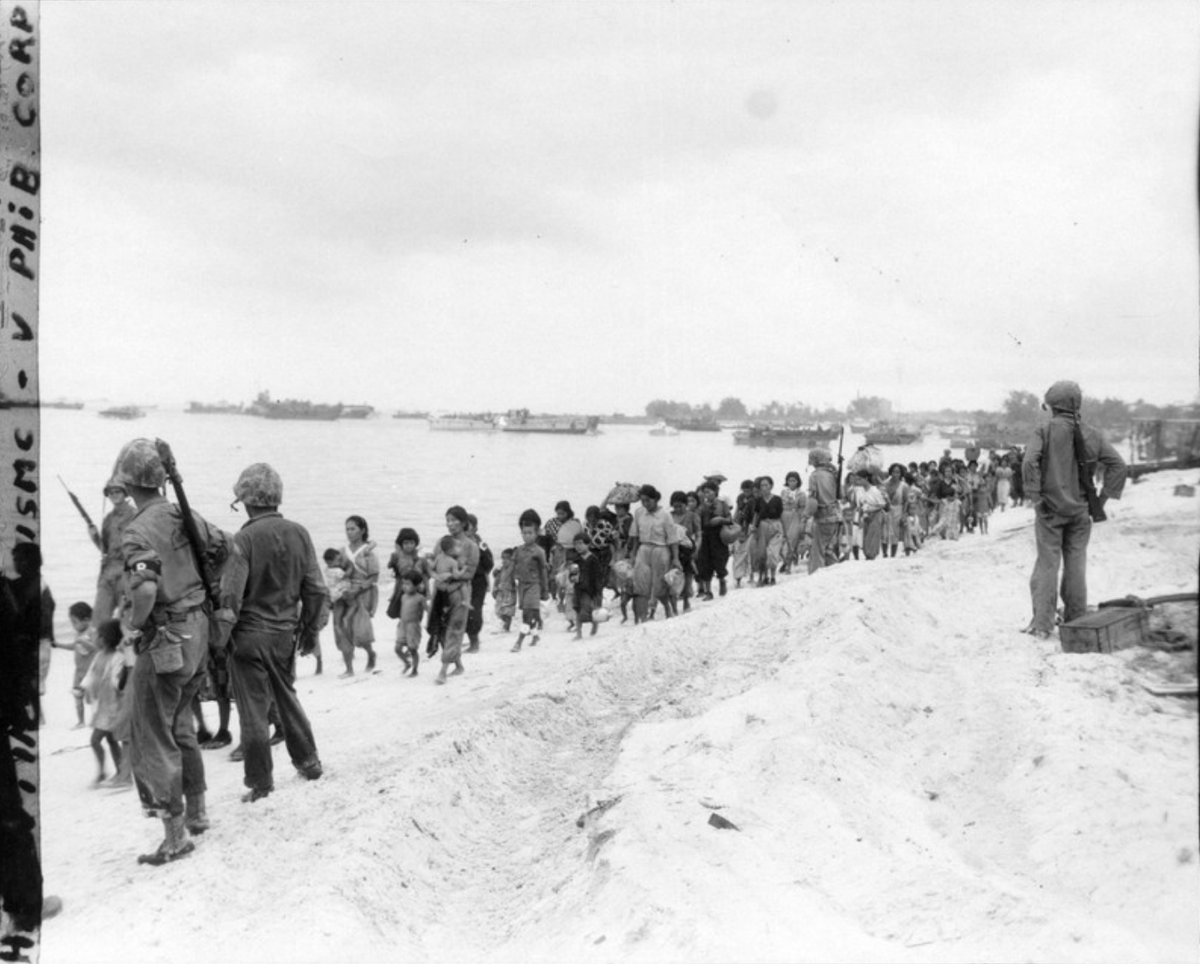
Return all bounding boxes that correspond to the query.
[234,463,283,507]
[111,439,166,489]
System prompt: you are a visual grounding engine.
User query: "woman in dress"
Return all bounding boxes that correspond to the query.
[882,464,908,559]
[334,515,379,678]
[779,470,807,573]
[749,476,784,585]
[430,506,479,684]
[995,456,1013,511]
[627,485,681,622]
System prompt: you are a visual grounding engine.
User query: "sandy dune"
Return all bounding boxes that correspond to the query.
[37,470,1198,963]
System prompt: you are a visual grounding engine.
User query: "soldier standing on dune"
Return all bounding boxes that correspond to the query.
[113,439,233,865]
[1022,380,1126,640]
[221,464,328,802]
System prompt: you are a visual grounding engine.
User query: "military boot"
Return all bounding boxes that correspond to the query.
[185,792,210,835]
[137,814,195,866]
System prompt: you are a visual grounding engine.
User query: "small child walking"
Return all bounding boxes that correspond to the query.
[571,532,604,640]
[492,547,517,632]
[67,602,97,729]
[82,620,124,786]
[395,573,427,676]
[511,524,549,653]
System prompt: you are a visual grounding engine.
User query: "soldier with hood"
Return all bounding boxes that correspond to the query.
[1021,380,1126,639]
[112,439,234,865]
[222,463,328,802]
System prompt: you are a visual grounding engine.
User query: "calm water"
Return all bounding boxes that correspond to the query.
[39,409,959,637]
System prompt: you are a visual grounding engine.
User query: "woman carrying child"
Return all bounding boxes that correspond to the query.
[431,506,478,684]
[333,515,379,678]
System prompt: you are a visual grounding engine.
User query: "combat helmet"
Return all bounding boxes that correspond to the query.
[111,439,166,489]
[233,463,283,507]
[1043,380,1082,413]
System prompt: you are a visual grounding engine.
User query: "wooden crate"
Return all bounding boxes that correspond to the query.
[1060,607,1147,653]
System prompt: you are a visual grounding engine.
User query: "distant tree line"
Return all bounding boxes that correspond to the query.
[644,397,843,422]
[644,392,1199,436]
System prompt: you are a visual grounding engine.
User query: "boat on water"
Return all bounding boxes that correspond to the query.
[863,423,922,445]
[98,405,145,420]
[849,422,872,433]
[338,404,375,419]
[427,413,497,431]
[669,418,721,432]
[498,409,599,435]
[187,400,244,414]
[245,391,342,421]
[648,420,680,437]
[43,399,85,410]
[732,424,841,448]
[393,410,430,419]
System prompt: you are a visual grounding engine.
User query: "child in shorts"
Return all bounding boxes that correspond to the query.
[571,532,604,640]
[511,524,549,653]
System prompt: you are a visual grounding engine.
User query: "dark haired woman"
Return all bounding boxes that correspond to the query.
[749,476,784,585]
[334,515,379,677]
[779,470,807,573]
[431,506,478,684]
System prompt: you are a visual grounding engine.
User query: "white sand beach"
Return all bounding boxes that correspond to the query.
[36,469,1198,964]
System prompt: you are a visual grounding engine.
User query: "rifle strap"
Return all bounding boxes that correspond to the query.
[1071,415,1102,511]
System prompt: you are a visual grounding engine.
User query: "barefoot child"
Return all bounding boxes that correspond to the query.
[66,602,97,729]
[571,532,604,640]
[81,620,124,785]
[511,523,549,653]
[492,547,517,631]
[395,573,427,676]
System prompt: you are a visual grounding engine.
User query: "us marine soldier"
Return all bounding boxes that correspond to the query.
[222,463,328,802]
[89,479,136,626]
[805,447,841,573]
[1022,380,1126,639]
[113,439,233,865]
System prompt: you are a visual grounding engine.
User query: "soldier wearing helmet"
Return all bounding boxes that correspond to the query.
[1021,381,1126,640]
[222,463,328,802]
[113,438,234,865]
[805,447,841,573]
[87,478,136,629]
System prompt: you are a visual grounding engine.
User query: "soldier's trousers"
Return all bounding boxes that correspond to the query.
[1030,507,1091,634]
[808,520,840,574]
[130,609,208,817]
[230,629,318,792]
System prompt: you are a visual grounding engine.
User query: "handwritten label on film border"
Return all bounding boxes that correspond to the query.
[0,1,41,958]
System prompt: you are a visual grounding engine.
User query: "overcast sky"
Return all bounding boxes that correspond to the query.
[41,1,1199,414]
